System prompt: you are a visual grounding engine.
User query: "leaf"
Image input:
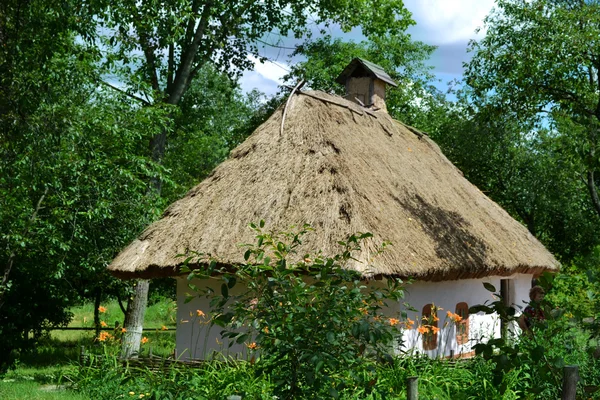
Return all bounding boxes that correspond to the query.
[315,360,324,373]
[326,331,335,343]
[552,356,565,369]
[221,283,229,298]
[235,333,249,344]
[483,282,496,292]
[531,345,545,362]
[328,388,339,399]
[227,276,236,289]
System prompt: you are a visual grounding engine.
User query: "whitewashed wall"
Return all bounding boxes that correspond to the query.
[176,273,534,360]
[176,276,249,361]
[391,273,533,358]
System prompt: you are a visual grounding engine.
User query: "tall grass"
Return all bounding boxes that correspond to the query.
[1,298,178,399]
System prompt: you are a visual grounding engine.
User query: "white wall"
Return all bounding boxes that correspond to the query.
[175,273,534,360]
[391,273,533,358]
[176,276,249,361]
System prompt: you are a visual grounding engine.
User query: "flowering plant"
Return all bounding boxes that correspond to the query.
[185,223,411,398]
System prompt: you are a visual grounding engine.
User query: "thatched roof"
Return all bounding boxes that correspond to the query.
[108,91,559,281]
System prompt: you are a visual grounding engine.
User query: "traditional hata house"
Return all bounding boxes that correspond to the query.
[108,58,559,359]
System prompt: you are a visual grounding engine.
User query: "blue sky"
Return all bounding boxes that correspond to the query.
[239,0,496,96]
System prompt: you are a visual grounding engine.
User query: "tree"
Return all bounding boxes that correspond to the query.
[89,0,416,357]
[0,0,173,369]
[432,95,600,261]
[465,0,600,220]
[283,35,450,135]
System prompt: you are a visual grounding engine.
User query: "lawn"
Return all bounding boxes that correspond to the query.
[0,298,177,399]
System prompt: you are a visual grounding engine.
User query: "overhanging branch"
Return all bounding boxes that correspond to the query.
[99,80,151,105]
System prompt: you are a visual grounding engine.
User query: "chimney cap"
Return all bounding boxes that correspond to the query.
[335,58,398,87]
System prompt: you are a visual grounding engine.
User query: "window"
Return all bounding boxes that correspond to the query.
[421,304,438,350]
[455,302,469,345]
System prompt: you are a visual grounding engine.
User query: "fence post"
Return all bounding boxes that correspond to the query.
[79,345,85,365]
[562,365,578,400]
[407,376,418,400]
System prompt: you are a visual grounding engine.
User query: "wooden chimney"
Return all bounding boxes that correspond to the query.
[336,58,397,112]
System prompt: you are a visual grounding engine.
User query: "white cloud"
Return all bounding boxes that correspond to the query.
[248,55,289,85]
[405,0,495,44]
[239,1,497,94]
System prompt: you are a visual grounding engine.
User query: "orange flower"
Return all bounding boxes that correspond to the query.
[446,311,462,323]
[141,337,149,344]
[417,325,429,334]
[432,314,440,322]
[246,342,258,350]
[388,318,400,326]
[431,326,440,334]
[405,318,415,328]
[97,331,112,342]
[98,306,107,313]
[121,328,127,333]
[196,309,206,318]
[161,325,168,331]
[263,326,269,334]
[100,321,108,328]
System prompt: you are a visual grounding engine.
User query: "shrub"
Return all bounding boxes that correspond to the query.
[185,223,410,398]
[469,276,600,399]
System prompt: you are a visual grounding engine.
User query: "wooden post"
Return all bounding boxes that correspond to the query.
[407,376,418,400]
[562,365,579,400]
[79,345,85,365]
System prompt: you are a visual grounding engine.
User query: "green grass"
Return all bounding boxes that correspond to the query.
[0,381,87,400]
[2,297,178,399]
[66,298,177,331]
[0,365,85,400]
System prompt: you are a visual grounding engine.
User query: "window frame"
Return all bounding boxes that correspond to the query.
[455,302,469,345]
[422,303,438,350]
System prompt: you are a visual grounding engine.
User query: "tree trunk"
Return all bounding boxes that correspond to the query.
[120,12,208,357]
[93,288,102,338]
[588,170,600,219]
[121,280,149,359]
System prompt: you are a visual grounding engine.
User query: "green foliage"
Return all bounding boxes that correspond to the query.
[93,0,414,100]
[433,89,600,261]
[161,69,275,202]
[469,277,600,399]
[75,353,275,400]
[285,36,452,136]
[186,225,407,398]
[0,381,87,400]
[465,0,600,221]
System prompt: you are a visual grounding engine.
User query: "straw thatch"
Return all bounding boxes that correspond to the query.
[108,91,559,281]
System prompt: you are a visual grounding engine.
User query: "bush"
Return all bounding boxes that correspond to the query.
[469,275,600,399]
[74,350,274,400]
[185,224,410,398]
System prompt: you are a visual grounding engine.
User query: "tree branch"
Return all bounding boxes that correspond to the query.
[99,80,151,105]
[537,83,594,116]
[136,29,161,93]
[167,42,174,92]
[168,0,214,105]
